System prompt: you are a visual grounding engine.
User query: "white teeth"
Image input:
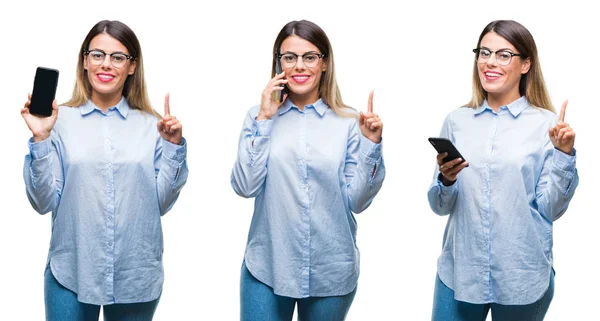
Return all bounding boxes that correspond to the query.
[98,75,114,80]
[486,72,501,77]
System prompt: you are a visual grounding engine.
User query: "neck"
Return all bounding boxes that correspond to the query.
[289,91,320,111]
[487,90,521,112]
[91,92,123,113]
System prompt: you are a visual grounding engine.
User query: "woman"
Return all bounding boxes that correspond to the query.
[22,20,188,321]
[231,20,385,320]
[428,20,578,320]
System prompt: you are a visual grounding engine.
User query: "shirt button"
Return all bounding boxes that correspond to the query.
[305,236,309,241]
[108,242,113,247]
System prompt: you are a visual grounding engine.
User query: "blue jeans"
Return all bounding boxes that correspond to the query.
[432,272,554,321]
[240,261,356,321]
[44,265,160,321]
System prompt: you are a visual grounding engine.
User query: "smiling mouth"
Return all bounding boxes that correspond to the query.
[292,75,309,83]
[97,74,115,82]
[485,72,502,78]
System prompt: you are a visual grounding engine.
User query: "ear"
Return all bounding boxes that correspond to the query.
[128,59,137,75]
[521,57,531,74]
[83,54,88,70]
[321,59,328,73]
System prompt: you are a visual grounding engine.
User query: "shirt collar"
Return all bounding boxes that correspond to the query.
[474,96,529,117]
[80,96,129,118]
[278,98,329,117]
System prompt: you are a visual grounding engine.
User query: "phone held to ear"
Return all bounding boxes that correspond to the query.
[30,67,59,117]
[428,137,468,166]
[275,58,287,103]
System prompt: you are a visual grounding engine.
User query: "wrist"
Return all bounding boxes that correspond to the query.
[439,174,456,186]
[256,112,271,121]
[33,133,50,142]
[169,138,182,146]
[557,147,573,156]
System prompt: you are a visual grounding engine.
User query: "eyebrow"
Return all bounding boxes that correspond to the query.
[281,50,320,55]
[89,48,129,55]
[480,46,516,52]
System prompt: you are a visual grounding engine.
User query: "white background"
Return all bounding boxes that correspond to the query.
[1,0,597,320]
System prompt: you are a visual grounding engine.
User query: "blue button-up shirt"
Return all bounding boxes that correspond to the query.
[428,97,578,305]
[23,98,188,305]
[231,99,385,298]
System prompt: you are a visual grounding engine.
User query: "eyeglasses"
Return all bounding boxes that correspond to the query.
[84,49,134,68]
[278,51,325,68]
[473,48,523,66]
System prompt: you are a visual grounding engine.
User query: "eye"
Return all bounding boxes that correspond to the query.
[304,54,317,62]
[497,52,512,61]
[112,54,126,62]
[282,54,296,62]
[479,49,491,58]
[90,51,105,59]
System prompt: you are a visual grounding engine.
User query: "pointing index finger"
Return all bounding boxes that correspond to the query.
[367,90,374,114]
[164,93,171,116]
[558,99,567,122]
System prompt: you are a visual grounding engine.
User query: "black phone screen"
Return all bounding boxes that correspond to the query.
[30,67,59,117]
[275,59,287,102]
[428,137,467,164]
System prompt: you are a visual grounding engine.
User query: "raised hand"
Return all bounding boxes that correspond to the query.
[257,72,288,120]
[359,90,383,143]
[21,93,59,142]
[157,93,183,145]
[549,100,575,155]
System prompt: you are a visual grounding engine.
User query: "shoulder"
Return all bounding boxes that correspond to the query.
[524,104,558,125]
[246,104,261,119]
[57,105,80,116]
[129,108,160,120]
[443,106,473,126]
[55,105,82,125]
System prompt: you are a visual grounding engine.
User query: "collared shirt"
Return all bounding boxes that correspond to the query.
[231,98,385,298]
[23,97,188,305]
[428,96,578,305]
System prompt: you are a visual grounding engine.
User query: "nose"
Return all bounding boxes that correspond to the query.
[100,55,112,68]
[295,57,306,70]
[486,52,499,66]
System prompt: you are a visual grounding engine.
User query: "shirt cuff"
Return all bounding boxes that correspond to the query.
[553,147,576,172]
[437,173,458,191]
[162,137,187,163]
[252,118,273,137]
[359,135,382,163]
[28,137,52,160]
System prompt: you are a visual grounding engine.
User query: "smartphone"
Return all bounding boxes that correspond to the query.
[275,58,287,103]
[428,137,468,165]
[30,67,59,117]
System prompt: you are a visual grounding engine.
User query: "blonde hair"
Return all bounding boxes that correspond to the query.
[466,20,554,112]
[64,20,160,118]
[272,20,355,118]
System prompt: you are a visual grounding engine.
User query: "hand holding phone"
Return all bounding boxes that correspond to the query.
[428,137,466,164]
[428,137,469,184]
[274,58,288,103]
[30,67,59,117]
[257,60,288,121]
[21,67,60,142]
